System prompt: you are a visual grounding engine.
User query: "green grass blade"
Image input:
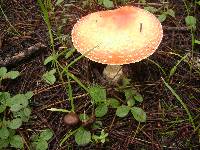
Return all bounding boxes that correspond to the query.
[161,77,195,129]
[0,5,20,35]
[147,58,166,75]
[169,53,189,79]
[47,108,70,113]
[66,72,74,112]
[67,45,99,69]
[67,72,89,93]
[59,129,78,146]
[37,0,54,52]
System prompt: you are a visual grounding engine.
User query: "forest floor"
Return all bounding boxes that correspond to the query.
[0,0,200,149]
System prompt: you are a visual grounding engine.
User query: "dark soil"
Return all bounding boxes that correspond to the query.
[0,0,200,149]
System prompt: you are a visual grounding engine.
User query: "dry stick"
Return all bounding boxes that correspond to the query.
[19,131,31,150]
[37,93,89,112]
[108,115,116,130]
[163,26,189,31]
[0,33,3,49]
[33,81,76,95]
[0,42,46,66]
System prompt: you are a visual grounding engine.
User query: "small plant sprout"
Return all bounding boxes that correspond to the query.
[88,85,108,117]
[143,3,175,23]
[88,79,146,122]
[116,78,146,122]
[42,69,57,85]
[74,127,91,146]
[92,129,108,144]
[185,15,197,31]
[157,9,175,23]
[0,91,33,149]
[0,67,20,84]
[31,129,54,150]
[55,0,64,6]
[98,0,114,8]
[71,6,163,83]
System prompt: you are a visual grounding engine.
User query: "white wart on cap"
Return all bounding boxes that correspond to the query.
[71,6,163,65]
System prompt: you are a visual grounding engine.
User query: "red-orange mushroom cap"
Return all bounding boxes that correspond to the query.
[71,6,163,65]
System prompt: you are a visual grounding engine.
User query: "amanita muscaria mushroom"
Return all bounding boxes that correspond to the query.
[72,6,163,83]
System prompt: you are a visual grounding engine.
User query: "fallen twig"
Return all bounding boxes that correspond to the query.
[0,42,46,66]
[163,26,189,31]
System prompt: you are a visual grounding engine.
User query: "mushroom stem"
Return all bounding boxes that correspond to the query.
[103,65,123,83]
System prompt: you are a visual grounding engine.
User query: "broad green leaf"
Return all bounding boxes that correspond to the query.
[8,118,22,129]
[92,121,103,129]
[10,135,23,149]
[44,55,54,65]
[47,69,56,75]
[24,91,33,100]
[23,107,31,117]
[196,1,200,5]
[30,134,39,143]
[0,139,9,149]
[3,71,20,79]
[166,9,175,17]
[131,107,146,122]
[56,0,64,5]
[185,16,196,30]
[127,99,135,107]
[124,89,135,101]
[6,94,22,107]
[195,40,200,44]
[98,0,104,5]
[116,105,130,117]
[65,48,76,59]
[13,108,31,122]
[95,103,108,117]
[103,0,114,8]
[8,94,29,112]
[0,104,6,113]
[0,92,10,102]
[8,129,16,136]
[35,140,48,150]
[158,14,167,22]
[16,95,28,107]
[39,129,53,141]
[134,94,143,102]
[42,69,56,85]
[10,104,23,112]
[121,77,131,87]
[108,98,120,108]
[88,86,106,104]
[139,0,146,3]
[92,134,100,142]
[0,67,7,77]
[0,92,10,113]
[75,127,91,146]
[144,6,158,13]
[92,130,108,143]
[0,127,9,139]
[79,114,89,121]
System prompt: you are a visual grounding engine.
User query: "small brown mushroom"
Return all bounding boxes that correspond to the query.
[72,6,163,83]
[63,112,80,126]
